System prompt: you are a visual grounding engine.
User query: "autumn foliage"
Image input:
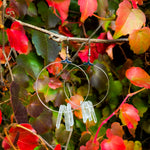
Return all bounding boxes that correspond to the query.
[0,0,150,150]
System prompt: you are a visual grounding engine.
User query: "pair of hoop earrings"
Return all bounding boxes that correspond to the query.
[35,44,109,131]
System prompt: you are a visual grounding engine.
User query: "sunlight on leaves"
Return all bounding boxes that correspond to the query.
[78,0,97,23]
[126,67,150,89]
[119,103,140,130]
[128,27,150,54]
[6,21,29,54]
[113,0,146,39]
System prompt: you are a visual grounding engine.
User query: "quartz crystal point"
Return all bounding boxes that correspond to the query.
[67,103,74,126]
[88,101,97,123]
[81,101,97,123]
[56,105,65,129]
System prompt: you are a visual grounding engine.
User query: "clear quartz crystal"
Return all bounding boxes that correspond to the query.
[88,101,97,123]
[56,105,65,129]
[81,101,87,123]
[64,106,70,131]
[67,103,74,126]
[85,101,92,122]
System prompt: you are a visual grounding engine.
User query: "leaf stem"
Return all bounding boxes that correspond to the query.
[93,87,146,143]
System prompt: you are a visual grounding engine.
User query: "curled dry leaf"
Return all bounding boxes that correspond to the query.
[6,21,29,54]
[113,0,146,39]
[78,0,98,23]
[128,27,150,54]
[126,67,150,89]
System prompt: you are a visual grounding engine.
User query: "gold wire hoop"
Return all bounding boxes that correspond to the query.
[35,61,90,113]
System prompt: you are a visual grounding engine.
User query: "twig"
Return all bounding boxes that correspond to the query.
[2,1,14,81]
[5,15,129,43]
[93,87,146,143]
[16,124,54,150]
[65,129,73,150]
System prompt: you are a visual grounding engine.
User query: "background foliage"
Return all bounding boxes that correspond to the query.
[0,0,150,150]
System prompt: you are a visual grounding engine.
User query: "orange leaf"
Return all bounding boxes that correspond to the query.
[128,27,150,54]
[113,0,146,39]
[109,122,124,138]
[78,0,97,23]
[126,67,150,89]
[46,0,70,23]
[47,57,63,75]
[0,46,11,64]
[119,103,140,130]
[66,94,83,119]
[124,140,134,150]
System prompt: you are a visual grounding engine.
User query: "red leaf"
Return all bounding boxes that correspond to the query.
[78,0,97,23]
[47,57,63,75]
[6,21,28,54]
[96,32,107,54]
[126,67,150,89]
[54,144,61,150]
[58,25,73,37]
[101,135,126,150]
[46,0,70,23]
[48,77,63,89]
[0,46,11,64]
[2,124,39,150]
[113,0,146,39]
[78,43,99,63]
[80,139,99,150]
[119,103,140,130]
[0,110,2,125]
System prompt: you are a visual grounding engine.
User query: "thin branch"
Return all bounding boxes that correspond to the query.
[5,15,129,44]
[2,1,14,81]
[65,128,73,150]
[93,87,146,143]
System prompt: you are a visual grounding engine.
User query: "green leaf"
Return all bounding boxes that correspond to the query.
[55,124,70,144]
[109,79,122,98]
[27,2,37,17]
[37,1,49,22]
[37,1,60,28]
[132,97,148,117]
[31,110,52,134]
[102,105,110,118]
[47,8,60,29]
[32,30,61,64]
[16,52,43,79]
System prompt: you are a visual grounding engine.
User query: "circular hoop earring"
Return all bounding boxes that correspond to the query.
[63,63,109,107]
[35,60,91,113]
